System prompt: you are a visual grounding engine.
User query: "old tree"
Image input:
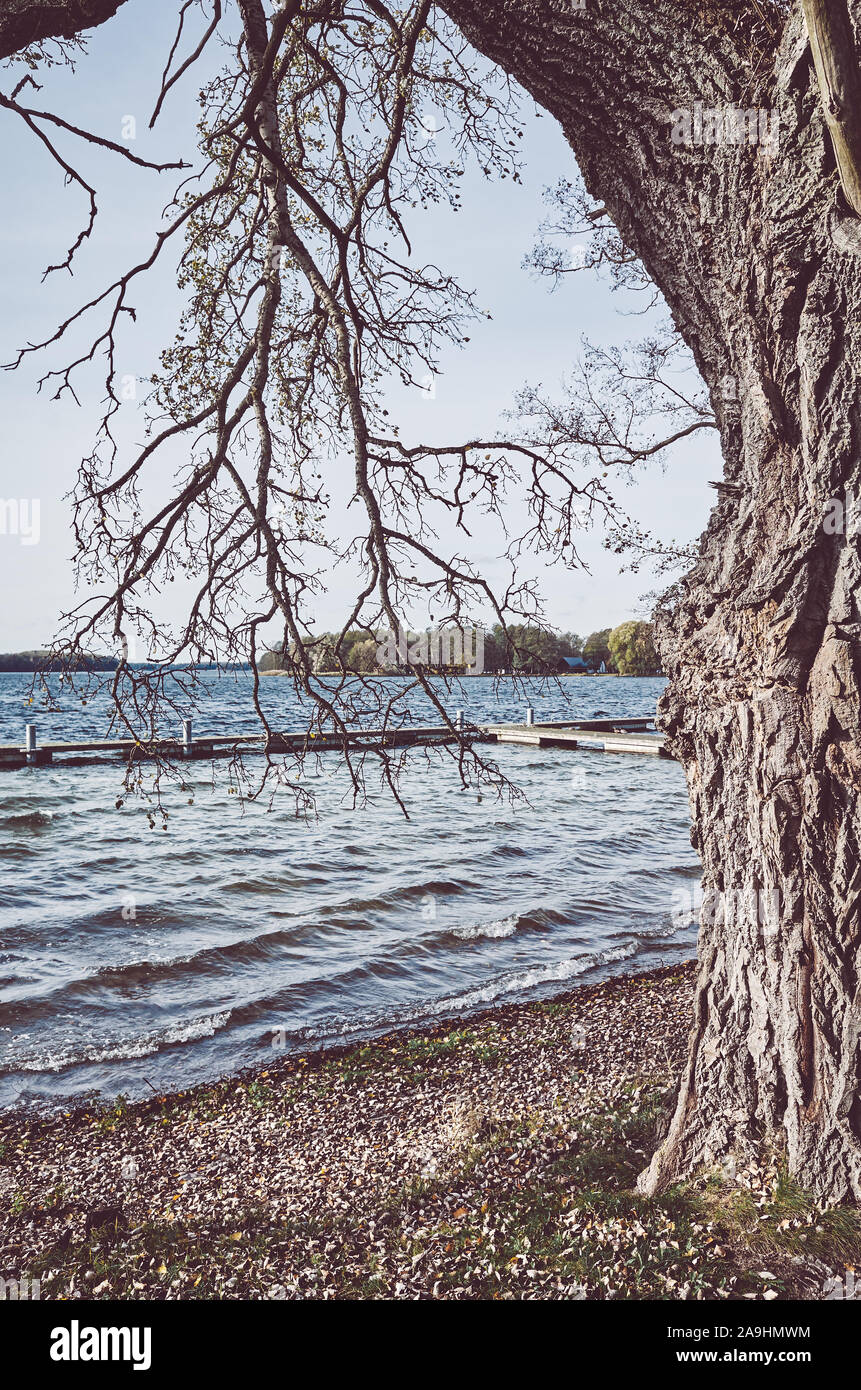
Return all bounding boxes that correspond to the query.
[3,0,861,1203]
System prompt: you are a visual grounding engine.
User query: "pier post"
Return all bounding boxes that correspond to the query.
[181,718,193,758]
[455,709,464,730]
[525,706,535,726]
[23,724,50,766]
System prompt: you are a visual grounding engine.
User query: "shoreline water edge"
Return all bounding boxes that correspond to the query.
[3,956,859,1302]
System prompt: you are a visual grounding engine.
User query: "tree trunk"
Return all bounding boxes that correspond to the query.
[441,0,861,1202]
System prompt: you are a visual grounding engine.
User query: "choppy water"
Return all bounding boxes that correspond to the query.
[0,672,699,1107]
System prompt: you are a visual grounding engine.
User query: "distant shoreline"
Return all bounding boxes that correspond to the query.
[259,669,661,678]
[0,665,662,677]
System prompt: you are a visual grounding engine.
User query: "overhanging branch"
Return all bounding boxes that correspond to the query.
[803,0,861,216]
[0,0,132,61]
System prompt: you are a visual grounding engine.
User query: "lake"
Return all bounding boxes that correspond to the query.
[0,672,699,1107]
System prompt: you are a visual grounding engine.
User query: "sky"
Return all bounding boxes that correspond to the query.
[0,4,721,653]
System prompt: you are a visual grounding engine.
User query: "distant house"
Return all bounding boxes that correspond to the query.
[558,655,592,674]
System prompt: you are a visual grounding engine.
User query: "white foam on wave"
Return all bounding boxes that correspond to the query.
[264,935,661,1049]
[8,1010,232,1072]
[638,918,693,940]
[450,914,519,941]
[426,939,642,1015]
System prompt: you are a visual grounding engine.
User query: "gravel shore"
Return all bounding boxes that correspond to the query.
[1,958,857,1300]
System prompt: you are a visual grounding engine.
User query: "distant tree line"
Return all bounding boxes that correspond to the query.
[0,624,660,677]
[259,621,661,675]
[0,650,118,673]
[0,652,247,673]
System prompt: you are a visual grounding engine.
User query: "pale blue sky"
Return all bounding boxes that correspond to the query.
[0,4,720,651]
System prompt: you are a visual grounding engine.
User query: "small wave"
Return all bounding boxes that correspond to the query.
[220,877,285,895]
[636,918,693,941]
[340,879,475,914]
[5,1010,232,1073]
[426,940,642,1014]
[449,914,519,941]
[673,864,702,880]
[2,810,54,831]
[273,939,645,1049]
[0,843,34,860]
[398,878,476,899]
[87,926,315,987]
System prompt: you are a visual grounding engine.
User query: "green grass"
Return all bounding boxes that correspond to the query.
[703,1165,861,1268]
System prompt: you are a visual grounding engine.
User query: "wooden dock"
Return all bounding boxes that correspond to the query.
[0,712,668,768]
[494,716,666,756]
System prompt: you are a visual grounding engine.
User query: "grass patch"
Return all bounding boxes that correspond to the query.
[703,1163,861,1270]
[6,1062,859,1301]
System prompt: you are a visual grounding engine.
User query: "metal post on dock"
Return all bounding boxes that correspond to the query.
[25,724,37,765]
[525,706,535,726]
[181,718,193,758]
[455,709,464,731]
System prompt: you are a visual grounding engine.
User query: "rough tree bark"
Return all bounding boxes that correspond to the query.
[5,0,861,1201]
[440,0,861,1202]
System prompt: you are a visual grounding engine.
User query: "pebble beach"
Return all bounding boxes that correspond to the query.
[1,958,856,1301]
